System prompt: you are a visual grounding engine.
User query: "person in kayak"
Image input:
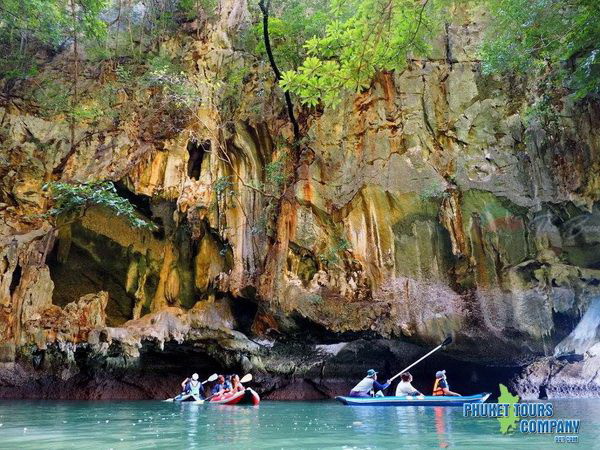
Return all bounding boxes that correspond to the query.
[179,373,204,400]
[395,372,423,396]
[231,374,245,393]
[349,369,390,397]
[211,375,232,395]
[432,370,461,396]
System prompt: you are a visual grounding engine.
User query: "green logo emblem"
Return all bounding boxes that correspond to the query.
[497,384,520,434]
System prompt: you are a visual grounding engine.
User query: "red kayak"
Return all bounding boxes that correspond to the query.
[208,388,260,405]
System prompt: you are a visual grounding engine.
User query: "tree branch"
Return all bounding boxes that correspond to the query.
[258,0,300,143]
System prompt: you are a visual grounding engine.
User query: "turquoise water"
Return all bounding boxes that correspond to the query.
[0,399,597,449]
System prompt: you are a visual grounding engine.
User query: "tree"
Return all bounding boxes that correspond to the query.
[278,0,441,107]
[481,0,600,100]
[0,0,69,78]
[0,0,107,79]
[44,181,156,230]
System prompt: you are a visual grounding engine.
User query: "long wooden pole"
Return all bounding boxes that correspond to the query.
[388,336,453,383]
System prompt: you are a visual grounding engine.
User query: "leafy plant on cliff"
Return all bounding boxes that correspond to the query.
[481,0,600,100]
[44,181,156,230]
[0,0,106,79]
[251,0,330,71]
[278,0,441,107]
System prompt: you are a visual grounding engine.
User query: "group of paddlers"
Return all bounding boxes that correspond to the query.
[180,373,245,401]
[349,369,461,398]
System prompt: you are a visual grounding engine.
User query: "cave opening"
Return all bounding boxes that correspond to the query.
[9,263,22,296]
[113,181,153,218]
[140,341,227,376]
[316,338,522,399]
[113,181,165,240]
[47,224,136,326]
[187,139,210,180]
[229,293,259,336]
[551,309,580,345]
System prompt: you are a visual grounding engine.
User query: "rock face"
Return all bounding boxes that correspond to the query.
[1,1,599,398]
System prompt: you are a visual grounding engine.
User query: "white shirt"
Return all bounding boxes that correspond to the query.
[351,377,375,393]
[395,380,419,396]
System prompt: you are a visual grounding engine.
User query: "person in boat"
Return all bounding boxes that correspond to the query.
[179,373,204,400]
[211,375,232,395]
[230,374,245,393]
[432,370,461,396]
[395,372,423,396]
[349,369,390,398]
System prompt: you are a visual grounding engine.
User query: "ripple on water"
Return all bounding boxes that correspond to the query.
[0,399,597,449]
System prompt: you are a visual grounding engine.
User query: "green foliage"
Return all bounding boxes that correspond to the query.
[178,0,218,21]
[481,0,600,100]
[264,153,290,198]
[218,65,251,115]
[213,175,236,198]
[33,79,71,117]
[0,0,107,79]
[252,0,330,71]
[278,0,441,107]
[523,95,560,127]
[44,181,156,230]
[0,0,69,78]
[138,53,203,110]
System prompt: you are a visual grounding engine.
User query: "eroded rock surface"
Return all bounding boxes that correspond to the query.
[1,1,599,398]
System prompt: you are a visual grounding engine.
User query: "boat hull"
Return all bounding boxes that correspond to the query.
[208,388,261,405]
[335,393,490,406]
[171,394,203,403]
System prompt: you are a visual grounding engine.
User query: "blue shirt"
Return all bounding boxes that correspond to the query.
[373,380,390,391]
[211,381,232,394]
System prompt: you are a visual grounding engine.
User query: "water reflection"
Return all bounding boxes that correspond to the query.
[433,406,450,448]
[0,399,598,449]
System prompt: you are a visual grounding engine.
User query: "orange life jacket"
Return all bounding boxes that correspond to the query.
[432,378,445,396]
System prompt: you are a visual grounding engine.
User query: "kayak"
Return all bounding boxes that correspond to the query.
[170,393,203,403]
[335,393,491,406]
[208,388,261,405]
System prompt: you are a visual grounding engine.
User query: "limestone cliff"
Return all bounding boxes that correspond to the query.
[1,1,599,399]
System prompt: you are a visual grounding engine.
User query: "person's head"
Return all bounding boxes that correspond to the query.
[217,375,225,383]
[192,373,199,381]
[400,372,412,382]
[367,369,377,380]
[435,370,446,379]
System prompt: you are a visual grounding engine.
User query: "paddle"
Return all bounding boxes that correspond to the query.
[202,373,254,403]
[388,336,453,384]
[164,373,219,402]
[240,373,253,383]
[203,373,219,384]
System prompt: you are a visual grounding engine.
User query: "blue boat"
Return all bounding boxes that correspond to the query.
[335,393,491,406]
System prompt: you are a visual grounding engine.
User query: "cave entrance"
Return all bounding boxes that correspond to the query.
[47,223,138,326]
[187,139,210,180]
[140,341,226,376]
[229,293,259,336]
[321,339,521,399]
[9,263,22,296]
